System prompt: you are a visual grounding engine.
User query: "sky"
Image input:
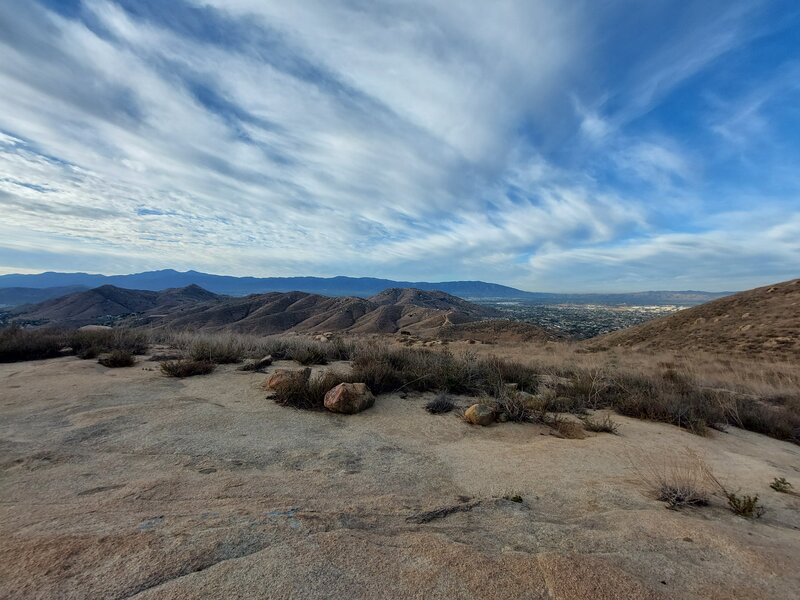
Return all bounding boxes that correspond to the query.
[0,0,799,292]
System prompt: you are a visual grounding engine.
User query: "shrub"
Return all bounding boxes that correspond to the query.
[288,345,328,366]
[98,350,135,368]
[0,326,66,362]
[494,392,536,423]
[724,492,765,519]
[633,450,712,510]
[160,359,215,378]
[187,336,243,364]
[69,329,149,356]
[425,394,455,414]
[582,413,620,434]
[770,477,793,493]
[272,370,352,410]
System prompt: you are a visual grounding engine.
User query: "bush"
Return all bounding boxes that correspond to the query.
[0,326,66,362]
[724,492,765,519]
[770,477,793,493]
[494,392,536,423]
[98,350,135,368]
[272,370,352,410]
[634,450,712,510]
[425,394,455,414]
[69,329,149,356]
[160,359,215,378]
[288,345,328,366]
[187,336,243,364]
[582,413,620,434]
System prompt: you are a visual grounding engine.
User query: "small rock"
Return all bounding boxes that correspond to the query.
[264,368,311,390]
[464,404,494,426]
[324,383,375,414]
[255,355,273,368]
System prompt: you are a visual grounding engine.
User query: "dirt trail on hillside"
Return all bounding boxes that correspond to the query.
[1,357,799,599]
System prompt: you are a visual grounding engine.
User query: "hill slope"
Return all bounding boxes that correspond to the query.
[588,278,800,358]
[145,287,502,335]
[10,285,219,327]
[9,285,506,335]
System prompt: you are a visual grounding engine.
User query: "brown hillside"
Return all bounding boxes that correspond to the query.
[11,284,218,327]
[143,287,501,335]
[588,278,800,358]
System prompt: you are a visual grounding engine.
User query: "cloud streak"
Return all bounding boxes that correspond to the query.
[0,0,797,290]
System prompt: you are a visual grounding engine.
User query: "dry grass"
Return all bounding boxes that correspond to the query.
[160,359,215,378]
[98,350,135,368]
[425,394,455,414]
[582,413,620,434]
[271,370,353,410]
[633,450,713,509]
[0,326,65,362]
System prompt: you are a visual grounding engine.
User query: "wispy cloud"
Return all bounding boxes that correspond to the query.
[0,0,797,290]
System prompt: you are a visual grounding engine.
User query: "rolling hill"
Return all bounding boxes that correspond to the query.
[8,285,506,335]
[9,284,218,327]
[588,278,800,358]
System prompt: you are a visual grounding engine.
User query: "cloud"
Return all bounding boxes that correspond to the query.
[0,0,797,290]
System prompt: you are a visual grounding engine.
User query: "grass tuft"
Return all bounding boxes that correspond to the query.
[160,359,215,378]
[98,350,135,368]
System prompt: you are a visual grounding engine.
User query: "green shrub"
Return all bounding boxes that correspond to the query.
[725,492,765,519]
[770,477,793,493]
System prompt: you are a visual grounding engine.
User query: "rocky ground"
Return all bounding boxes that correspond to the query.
[1,355,799,599]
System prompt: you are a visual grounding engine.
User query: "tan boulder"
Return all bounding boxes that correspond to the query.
[263,368,311,390]
[464,403,494,426]
[324,383,375,414]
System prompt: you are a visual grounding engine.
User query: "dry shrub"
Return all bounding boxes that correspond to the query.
[160,359,215,378]
[0,326,66,362]
[425,394,455,414]
[770,477,793,493]
[548,415,586,439]
[582,413,620,434]
[272,370,353,410]
[98,350,135,368]
[494,392,537,422]
[186,334,244,364]
[349,344,538,396]
[633,450,712,509]
[69,329,149,356]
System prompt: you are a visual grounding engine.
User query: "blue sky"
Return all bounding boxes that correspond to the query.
[0,0,798,292]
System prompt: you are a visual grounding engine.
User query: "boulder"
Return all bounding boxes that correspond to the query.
[464,403,495,426]
[264,368,310,390]
[324,383,375,414]
[254,355,273,369]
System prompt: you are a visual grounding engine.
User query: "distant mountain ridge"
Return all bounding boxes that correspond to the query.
[0,270,733,305]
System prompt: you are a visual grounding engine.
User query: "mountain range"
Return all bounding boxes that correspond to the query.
[0,269,732,306]
[6,284,503,335]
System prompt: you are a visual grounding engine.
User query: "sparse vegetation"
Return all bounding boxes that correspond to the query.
[272,370,353,410]
[160,359,215,378]
[770,477,793,493]
[425,394,455,414]
[634,450,712,510]
[581,413,620,434]
[98,350,135,368]
[0,326,65,362]
[723,492,765,519]
[69,328,149,357]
